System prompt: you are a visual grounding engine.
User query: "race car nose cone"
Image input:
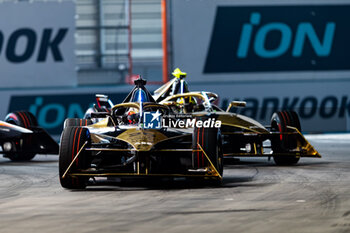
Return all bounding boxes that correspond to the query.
[3,142,13,151]
[117,128,167,151]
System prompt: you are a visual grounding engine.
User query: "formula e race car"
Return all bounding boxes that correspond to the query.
[0,111,59,161]
[59,78,224,189]
[153,68,321,165]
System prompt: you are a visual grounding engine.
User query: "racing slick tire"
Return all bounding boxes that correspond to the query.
[59,126,91,189]
[3,111,38,161]
[270,110,301,166]
[192,116,223,183]
[63,118,93,128]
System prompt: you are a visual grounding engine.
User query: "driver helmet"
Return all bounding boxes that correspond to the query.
[127,108,139,124]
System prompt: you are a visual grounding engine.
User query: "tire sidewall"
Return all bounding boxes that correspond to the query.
[59,126,91,189]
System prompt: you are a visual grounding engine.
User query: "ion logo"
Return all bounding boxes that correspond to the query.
[237,12,335,59]
[9,93,127,135]
[144,111,162,129]
[204,5,350,73]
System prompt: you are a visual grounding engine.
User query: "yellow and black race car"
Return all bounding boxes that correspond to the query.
[0,111,58,161]
[154,68,320,165]
[59,78,224,189]
[59,76,319,190]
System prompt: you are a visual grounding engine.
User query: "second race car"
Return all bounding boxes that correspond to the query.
[0,111,59,161]
[154,68,321,165]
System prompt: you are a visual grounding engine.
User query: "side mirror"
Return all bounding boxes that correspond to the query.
[226,101,247,112]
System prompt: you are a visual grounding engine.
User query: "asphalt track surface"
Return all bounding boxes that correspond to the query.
[0,134,350,233]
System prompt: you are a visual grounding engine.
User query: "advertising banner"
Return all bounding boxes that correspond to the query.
[0,85,138,138]
[204,5,348,73]
[191,82,350,133]
[171,0,350,82]
[0,1,76,87]
[8,93,127,135]
[170,0,350,132]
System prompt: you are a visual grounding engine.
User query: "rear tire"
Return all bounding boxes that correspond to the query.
[63,118,92,128]
[271,110,300,166]
[192,116,223,183]
[3,111,38,161]
[59,126,91,189]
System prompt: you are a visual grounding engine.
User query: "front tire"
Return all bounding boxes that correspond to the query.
[59,126,91,189]
[192,116,223,183]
